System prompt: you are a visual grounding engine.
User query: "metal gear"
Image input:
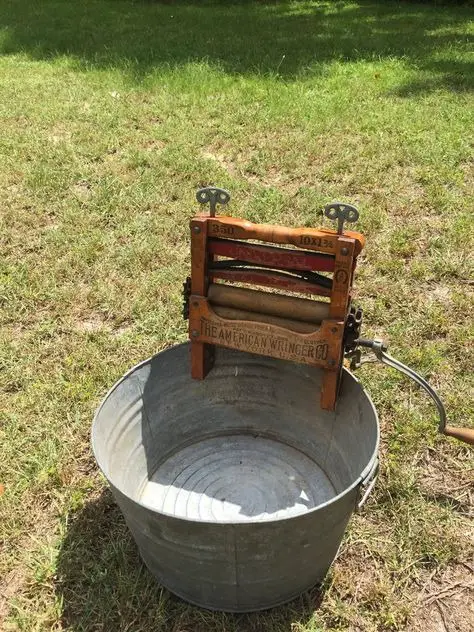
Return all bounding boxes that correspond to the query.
[344,305,363,353]
[182,277,191,320]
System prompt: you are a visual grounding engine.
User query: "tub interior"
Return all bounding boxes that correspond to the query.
[93,344,378,523]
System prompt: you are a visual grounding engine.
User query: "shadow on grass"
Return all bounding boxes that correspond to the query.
[0,0,472,92]
[56,489,325,632]
[420,490,473,516]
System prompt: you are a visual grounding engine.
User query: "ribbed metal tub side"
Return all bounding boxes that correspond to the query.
[92,343,379,612]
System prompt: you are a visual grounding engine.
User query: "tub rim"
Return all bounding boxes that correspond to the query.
[91,342,380,525]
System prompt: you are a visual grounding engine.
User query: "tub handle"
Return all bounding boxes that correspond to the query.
[356,458,379,511]
[352,339,474,446]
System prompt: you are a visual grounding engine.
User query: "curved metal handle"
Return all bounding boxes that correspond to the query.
[356,339,474,446]
[356,458,379,512]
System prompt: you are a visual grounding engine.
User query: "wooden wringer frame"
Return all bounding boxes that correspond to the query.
[183,187,364,410]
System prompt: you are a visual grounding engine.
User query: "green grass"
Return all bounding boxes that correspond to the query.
[1,0,473,630]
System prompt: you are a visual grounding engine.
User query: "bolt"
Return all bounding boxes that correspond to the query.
[193,301,199,308]
[340,247,349,256]
[331,327,338,333]
[191,330,199,337]
[192,225,201,234]
[328,359,336,367]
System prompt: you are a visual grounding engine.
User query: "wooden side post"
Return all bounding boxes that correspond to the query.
[189,217,214,379]
[321,236,356,410]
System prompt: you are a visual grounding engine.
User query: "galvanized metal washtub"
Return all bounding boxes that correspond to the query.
[92,343,379,612]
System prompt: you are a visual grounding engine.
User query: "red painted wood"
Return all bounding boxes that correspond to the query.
[211,269,332,297]
[208,238,335,272]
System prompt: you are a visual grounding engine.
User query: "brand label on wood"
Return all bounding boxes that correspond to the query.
[200,317,329,363]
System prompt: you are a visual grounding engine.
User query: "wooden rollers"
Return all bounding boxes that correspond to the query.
[211,306,319,334]
[207,284,329,326]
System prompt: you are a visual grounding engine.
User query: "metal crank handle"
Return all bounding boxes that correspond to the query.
[356,339,474,446]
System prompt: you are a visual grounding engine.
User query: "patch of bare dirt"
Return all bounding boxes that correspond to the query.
[143,139,166,152]
[0,569,25,627]
[74,314,132,337]
[426,284,453,307]
[418,448,474,520]
[48,128,71,145]
[411,563,474,632]
[201,147,309,194]
[74,313,106,333]
[71,179,92,200]
[201,149,240,179]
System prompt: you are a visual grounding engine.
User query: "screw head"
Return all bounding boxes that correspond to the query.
[192,225,201,234]
[191,329,199,337]
[328,359,336,367]
[340,247,349,256]
[192,301,199,308]
[331,327,338,333]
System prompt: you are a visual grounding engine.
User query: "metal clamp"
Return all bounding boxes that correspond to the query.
[324,202,359,235]
[351,339,474,445]
[196,187,231,217]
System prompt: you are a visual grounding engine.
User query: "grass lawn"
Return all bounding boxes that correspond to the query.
[1,0,473,630]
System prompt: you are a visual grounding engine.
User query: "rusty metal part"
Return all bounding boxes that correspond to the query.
[211,305,319,334]
[207,283,330,325]
[344,305,363,352]
[182,277,191,320]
